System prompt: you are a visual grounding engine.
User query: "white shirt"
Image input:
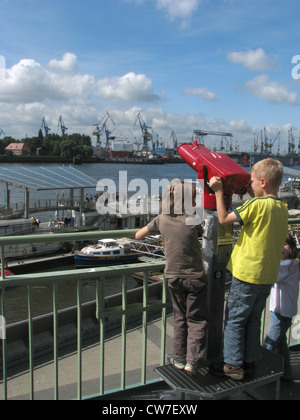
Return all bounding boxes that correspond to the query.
[270,259,300,318]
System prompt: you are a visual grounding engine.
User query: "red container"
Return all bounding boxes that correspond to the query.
[178,141,250,210]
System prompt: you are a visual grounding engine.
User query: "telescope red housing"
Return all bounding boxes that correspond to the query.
[177,141,251,210]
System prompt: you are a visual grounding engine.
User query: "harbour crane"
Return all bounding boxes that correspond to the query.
[134,113,153,153]
[288,128,296,155]
[270,131,281,155]
[41,117,51,136]
[253,133,259,152]
[170,130,178,150]
[93,112,115,150]
[193,130,234,151]
[263,128,280,155]
[0,129,5,138]
[58,116,68,136]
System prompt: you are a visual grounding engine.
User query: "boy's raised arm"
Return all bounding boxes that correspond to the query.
[209,177,238,226]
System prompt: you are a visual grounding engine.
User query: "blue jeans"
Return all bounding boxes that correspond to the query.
[224,277,272,366]
[264,312,292,375]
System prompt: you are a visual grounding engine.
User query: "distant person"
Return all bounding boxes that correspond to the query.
[264,233,300,380]
[209,158,289,380]
[135,179,208,376]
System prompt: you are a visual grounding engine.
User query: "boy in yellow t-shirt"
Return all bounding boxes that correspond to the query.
[209,158,289,381]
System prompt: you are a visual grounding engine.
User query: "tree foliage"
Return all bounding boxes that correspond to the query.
[0,132,94,158]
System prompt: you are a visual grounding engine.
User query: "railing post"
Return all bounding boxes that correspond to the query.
[96,276,106,396]
[28,285,34,400]
[1,245,5,280]
[121,274,127,390]
[141,271,149,385]
[1,287,7,400]
[160,275,168,366]
[77,279,82,400]
[53,281,59,400]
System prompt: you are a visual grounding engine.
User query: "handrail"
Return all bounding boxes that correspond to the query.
[0,229,139,280]
[0,228,170,400]
[0,219,299,400]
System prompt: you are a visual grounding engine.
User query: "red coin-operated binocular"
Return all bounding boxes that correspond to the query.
[177,141,251,210]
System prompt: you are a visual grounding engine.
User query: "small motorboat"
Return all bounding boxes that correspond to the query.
[74,238,142,268]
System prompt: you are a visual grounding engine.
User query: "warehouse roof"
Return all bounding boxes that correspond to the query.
[0,165,98,190]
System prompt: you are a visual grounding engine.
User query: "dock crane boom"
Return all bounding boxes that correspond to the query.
[93,112,115,150]
[41,117,51,136]
[134,113,153,153]
[0,129,5,138]
[193,130,234,151]
[58,116,68,136]
[288,128,296,155]
[170,130,178,150]
[263,128,279,154]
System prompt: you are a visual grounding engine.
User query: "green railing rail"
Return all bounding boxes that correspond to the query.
[0,229,168,400]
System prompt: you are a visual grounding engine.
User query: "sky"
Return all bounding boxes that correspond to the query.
[1,0,300,152]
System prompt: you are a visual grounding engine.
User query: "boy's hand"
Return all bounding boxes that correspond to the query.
[209,176,223,193]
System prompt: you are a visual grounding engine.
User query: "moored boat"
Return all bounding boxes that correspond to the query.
[74,238,142,268]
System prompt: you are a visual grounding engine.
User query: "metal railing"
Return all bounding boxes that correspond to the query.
[0,229,168,400]
[0,219,300,400]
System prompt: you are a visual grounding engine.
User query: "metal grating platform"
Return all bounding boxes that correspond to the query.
[155,348,284,400]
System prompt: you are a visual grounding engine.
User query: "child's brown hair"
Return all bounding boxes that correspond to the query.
[285,233,298,260]
[162,179,196,217]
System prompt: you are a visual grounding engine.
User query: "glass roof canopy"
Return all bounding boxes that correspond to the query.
[0,165,98,190]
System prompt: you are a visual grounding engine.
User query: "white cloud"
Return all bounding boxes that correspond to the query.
[0,54,160,104]
[156,0,200,20]
[228,48,271,71]
[95,72,160,103]
[245,74,299,105]
[184,87,219,101]
[48,52,78,72]
[129,0,200,24]
[229,119,250,133]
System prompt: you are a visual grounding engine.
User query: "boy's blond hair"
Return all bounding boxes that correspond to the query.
[252,158,283,188]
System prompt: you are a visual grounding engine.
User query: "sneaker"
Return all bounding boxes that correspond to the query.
[184,363,199,376]
[168,354,185,370]
[224,363,245,381]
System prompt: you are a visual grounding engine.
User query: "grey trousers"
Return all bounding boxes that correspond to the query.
[168,277,209,365]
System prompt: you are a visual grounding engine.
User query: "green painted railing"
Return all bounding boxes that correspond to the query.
[0,229,168,400]
[0,219,300,400]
